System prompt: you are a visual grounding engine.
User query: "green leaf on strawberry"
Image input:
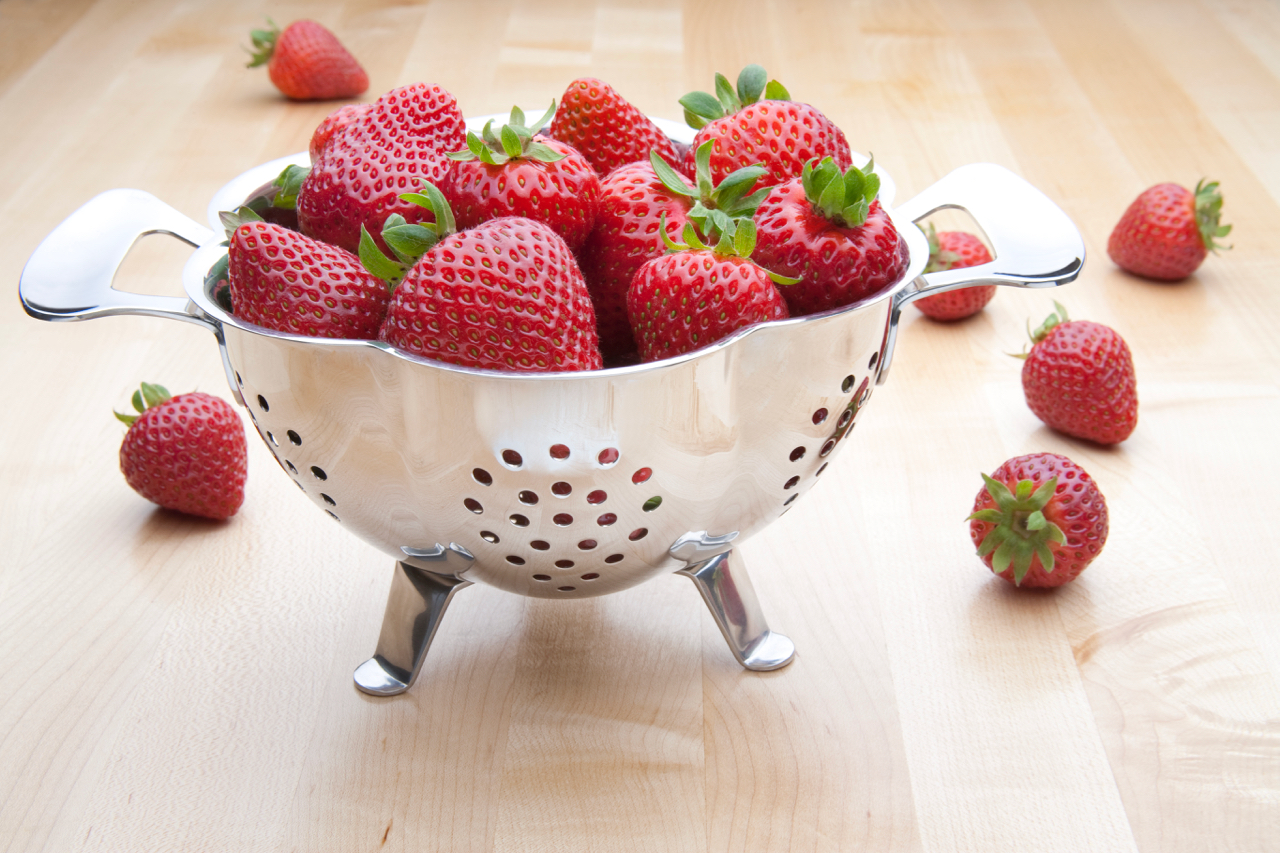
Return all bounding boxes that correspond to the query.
[680,64,791,129]
[358,179,458,285]
[968,473,1067,585]
[802,156,881,228]
[1194,178,1232,252]
[448,103,565,166]
[271,164,309,210]
[114,382,172,426]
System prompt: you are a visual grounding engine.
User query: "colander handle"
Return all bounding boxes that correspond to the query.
[19,188,218,330]
[877,163,1086,383]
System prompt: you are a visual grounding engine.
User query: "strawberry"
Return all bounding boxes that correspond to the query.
[297,83,465,254]
[679,64,851,189]
[548,77,682,177]
[578,143,770,361]
[627,219,791,363]
[226,212,390,339]
[309,102,371,163]
[968,453,1108,588]
[1017,302,1138,445]
[751,156,906,315]
[377,189,601,372]
[116,383,247,521]
[246,19,368,101]
[1107,179,1231,280]
[445,104,602,251]
[913,226,996,321]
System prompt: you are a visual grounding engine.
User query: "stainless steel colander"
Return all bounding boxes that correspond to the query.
[20,127,1084,695]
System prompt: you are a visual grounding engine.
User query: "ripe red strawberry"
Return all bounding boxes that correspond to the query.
[578,144,770,361]
[380,213,602,372]
[679,64,851,189]
[548,77,682,177]
[446,105,602,251]
[309,102,371,163]
[914,226,996,321]
[227,215,390,339]
[1107,179,1231,280]
[968,453,1108,587]
[116,383,248,521]
[751,156,906,315]
[627,220,790,363]
[1017,303,1138,445]
[297,83,465,254]
[246,19,368,101]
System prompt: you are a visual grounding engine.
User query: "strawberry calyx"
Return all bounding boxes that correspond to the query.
[114,382,173,427]
[1193,178,1232,253]
[650,140,769,244]
[447,103,564,166]
[357,179,457,285]
[679,64,792,129]
[1010,300,1069,360]
[801,155,882,229]
[245,18,281,68]
[658,215,799,286]
[968,473,1066,585]
[923,223,963,273]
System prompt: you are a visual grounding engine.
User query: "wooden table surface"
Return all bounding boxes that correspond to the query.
[4,1,1280,850]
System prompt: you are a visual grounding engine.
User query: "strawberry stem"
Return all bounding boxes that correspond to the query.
[969,473,1066,585]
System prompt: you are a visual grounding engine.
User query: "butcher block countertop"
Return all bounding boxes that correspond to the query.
[3,1,1280,851]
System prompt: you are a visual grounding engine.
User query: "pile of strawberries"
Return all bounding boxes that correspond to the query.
[220,66,908,371]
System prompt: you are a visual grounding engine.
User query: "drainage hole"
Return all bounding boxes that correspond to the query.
[628,528,648,541]
[310,466,327,481]
[598,448,619,466]
[550,444,570,460]
[285,460,298,474]
[480,530,500,543]
[838,409,853,428]
[551,481,572,497]
[257,394,269,412]
[267,432,279,447]
[553,513,573,526]
[819,440,836,457]
[581,573,600,580]
[783,494,798,506]
[790,446,806,462]
[506,555,526,565]
[597,513,617,527]
[842,375,855,393]
[816,463,829,476]
[555,559,575,569]
[321,493,336,506]
[518,490,539,505]
[642,496,662,512]
[784,476,800,490]
[473,468,493,486]
[464,498,483,514]
[868,352,878,370]
[531,540,550,551]
[533,574,551,581]
[812,408,828,425]
[557,586,576,592]
[287,429,301,446]
[325,510,339,521]
[587,489,607,504]
[509,514,530,527]
[605,554,624,564]
[577,539,597,550]
[632,467,652,484]
[502,449,523,468]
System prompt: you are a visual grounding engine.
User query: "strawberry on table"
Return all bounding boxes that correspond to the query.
[246,18,368,101]
[679,64,852,189]
[751,156,906,316]
[445,104,602,251]
[226,210,391,339]
[297,83,465,254]
[578,143,770,361]
[376,186,602,372]
[913,225,996,321]
[1107,179,1232,280]
[969,452,1108,588]
[548,77,683,177]
[627,218,791,363]
[116,383,248,521]
[1017,302,1138,445]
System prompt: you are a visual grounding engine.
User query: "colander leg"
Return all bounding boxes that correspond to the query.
[678,550,796,671]
[354,561,472,696]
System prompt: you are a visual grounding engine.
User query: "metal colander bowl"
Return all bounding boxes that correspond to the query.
[20,125,1084,695]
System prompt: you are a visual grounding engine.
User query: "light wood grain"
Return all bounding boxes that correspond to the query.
[3,1,1280,851]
